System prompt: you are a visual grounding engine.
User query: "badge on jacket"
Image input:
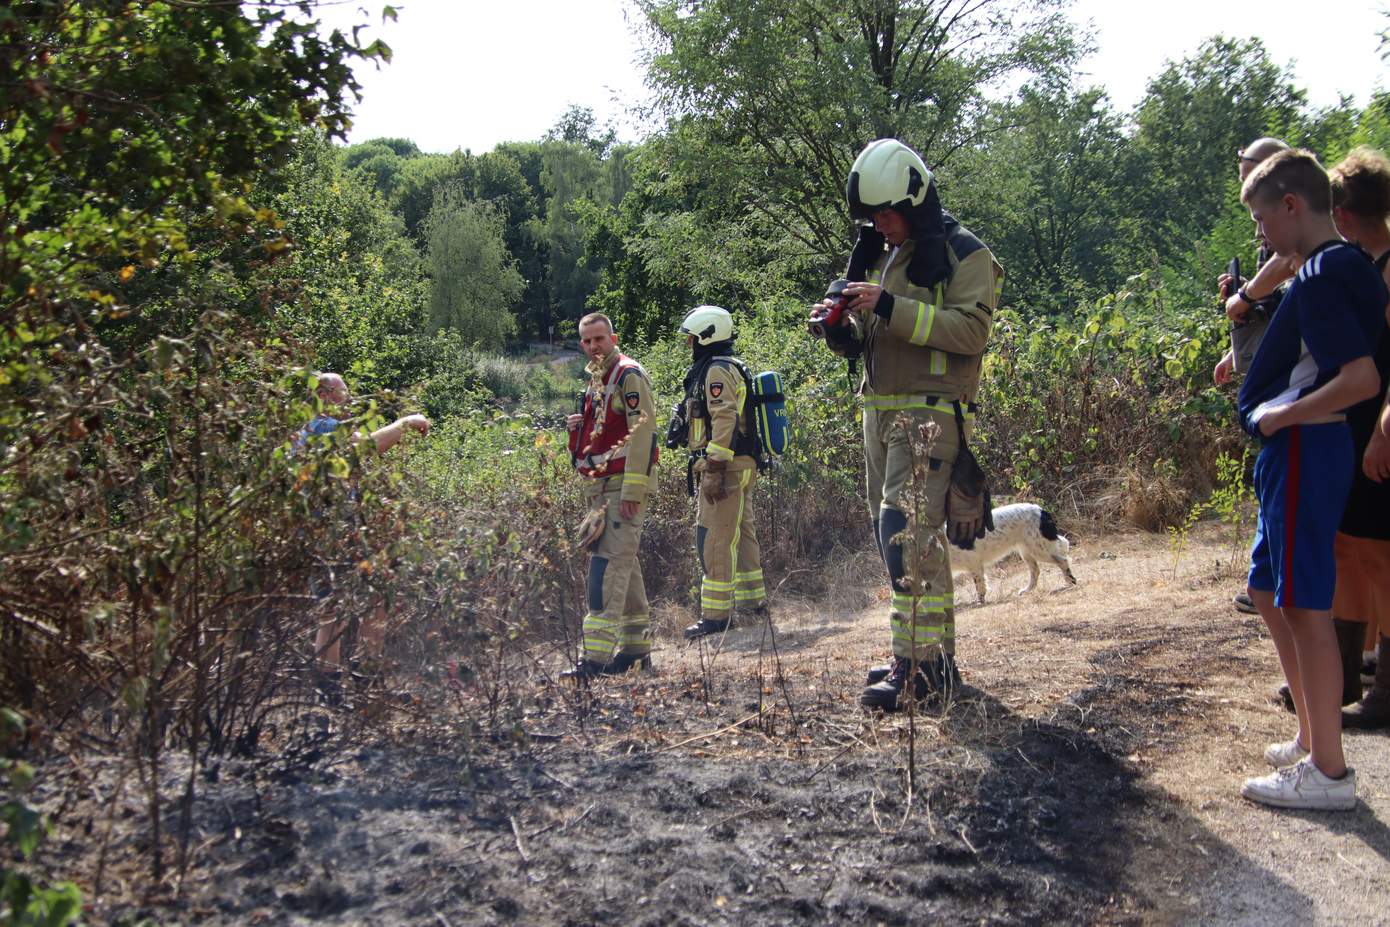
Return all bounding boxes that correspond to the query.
[709,382,723,399]
[625,391,640,410]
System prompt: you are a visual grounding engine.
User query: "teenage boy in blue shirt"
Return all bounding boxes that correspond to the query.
[1236,149,1388,810]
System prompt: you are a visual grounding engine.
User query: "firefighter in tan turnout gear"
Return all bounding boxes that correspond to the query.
[815,138,1002,711]
[563,313,659,680]
[677,306,770,639]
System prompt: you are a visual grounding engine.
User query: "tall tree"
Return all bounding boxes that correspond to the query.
[424,186,524,350]
[948,86,1137,314]
[537,139,610,330]
[636,0,1080,262]
[1129,37,1304,262]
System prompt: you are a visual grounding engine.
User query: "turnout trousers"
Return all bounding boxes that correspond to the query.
[863,404,963,660]
[696,468,766,621]
[581,476,651,662]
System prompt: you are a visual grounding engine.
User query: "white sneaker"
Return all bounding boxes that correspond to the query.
[1264,737,1309,768]
[1241,759,1357,810]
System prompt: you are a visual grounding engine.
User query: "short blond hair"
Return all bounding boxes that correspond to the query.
[578,312,614,333]
[1241,148,1332,213]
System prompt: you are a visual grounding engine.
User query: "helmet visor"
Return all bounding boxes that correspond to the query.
[846,173,890,222]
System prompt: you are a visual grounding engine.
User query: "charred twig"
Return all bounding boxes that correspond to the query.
[652,712,762,754]
[508,815,529,864]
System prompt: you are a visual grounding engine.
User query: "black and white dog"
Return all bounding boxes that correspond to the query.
[950,503,1077,603]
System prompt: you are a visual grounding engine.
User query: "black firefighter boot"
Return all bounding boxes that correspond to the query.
[861,653,959,712]
[560,658,609,682]
[1275,618,1366,711]
[603,652,653,675]
[1343,633,1390,730]
[683,617,731,640]
[866,662,893,686]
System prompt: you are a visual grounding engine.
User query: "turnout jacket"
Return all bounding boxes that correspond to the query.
[852,223,1002,410]
[687,358,758,472]
[570,350,658,502]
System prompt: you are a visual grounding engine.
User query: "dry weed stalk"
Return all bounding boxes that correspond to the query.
[886,413,951,807]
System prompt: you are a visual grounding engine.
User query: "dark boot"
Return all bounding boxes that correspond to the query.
[1277,683,1295,713]
[1334,619,1365,706]
[603,652,652,675]
[861,654,958,712]
[561,659,609,682]
[865,662,893,686]
[683,617,731,640]
[313,668,344,706]
[1344,634,1390,730]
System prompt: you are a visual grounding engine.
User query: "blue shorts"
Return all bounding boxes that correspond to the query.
[1248,423,1353,610]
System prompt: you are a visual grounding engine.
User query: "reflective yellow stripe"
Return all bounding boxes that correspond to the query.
[862,395,975,423]
[910,298,934,346]
[622,471,648,486]
[706,441,733,461]
[890,594,952,612]
[701,579,735,590]
[930,350,947,376]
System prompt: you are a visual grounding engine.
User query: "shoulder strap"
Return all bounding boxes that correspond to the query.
[1375,249,1390,272]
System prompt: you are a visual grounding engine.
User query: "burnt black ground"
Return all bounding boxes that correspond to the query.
[42,667,1223,927]
[30,528,1342,926]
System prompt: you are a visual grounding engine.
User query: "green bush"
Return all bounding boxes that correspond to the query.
[1,711,83,927]
[977,271,1240,525]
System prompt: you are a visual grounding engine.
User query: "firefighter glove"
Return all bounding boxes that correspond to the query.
[701,459,729,503]
[946,444,992,550]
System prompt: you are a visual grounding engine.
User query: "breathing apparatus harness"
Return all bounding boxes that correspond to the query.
[665,339,764,497]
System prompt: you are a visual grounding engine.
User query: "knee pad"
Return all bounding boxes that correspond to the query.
[878,508,909,593]
[587,556,609,613]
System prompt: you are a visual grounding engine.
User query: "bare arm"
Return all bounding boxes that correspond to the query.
[1213,348,1234,386]
[367,414,430,453]
[1226,252,1299,321]
[1256,356,1381,436]
[1364,392,1390,481]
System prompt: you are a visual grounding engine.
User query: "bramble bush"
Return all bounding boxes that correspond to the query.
[976,270,1243,527]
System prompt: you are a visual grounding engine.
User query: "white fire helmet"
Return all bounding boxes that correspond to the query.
[679,305,733,346]
[846,138,933,222]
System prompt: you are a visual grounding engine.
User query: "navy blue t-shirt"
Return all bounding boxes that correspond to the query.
[1238,241,1388,437]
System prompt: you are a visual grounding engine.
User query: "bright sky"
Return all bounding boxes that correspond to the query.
[322,0,1388,155]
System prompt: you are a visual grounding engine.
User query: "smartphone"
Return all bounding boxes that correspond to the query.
[1225,257,1242,301]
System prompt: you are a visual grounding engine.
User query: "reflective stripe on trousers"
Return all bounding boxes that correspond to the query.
[581,477,651,661]
[696,468,764,620]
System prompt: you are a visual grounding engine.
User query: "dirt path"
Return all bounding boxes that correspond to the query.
[50,523,1390,925]
[744,522,1390,926]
